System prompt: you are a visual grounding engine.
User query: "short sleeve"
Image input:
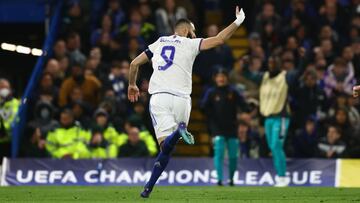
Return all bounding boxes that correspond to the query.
[144,39,159,60]
[188,38,203,55]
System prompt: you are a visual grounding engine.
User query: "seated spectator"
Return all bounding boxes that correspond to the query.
[293,116,319,158]
[0,79,20,158]
[46,109,91,159]
[59,63,102,108]
[118,127,149,157]
[88,128,118,159]
[66,32,86,66]
[123,118,158,156]
[70,100,92,130]
[324,57,356,98]
[91,108,126,147]
[155,0,187,36]
[347,95,360,132]
[317,125,346,158]
[330,107,354,144]
[237,121,260,159]
[23,101,59,157]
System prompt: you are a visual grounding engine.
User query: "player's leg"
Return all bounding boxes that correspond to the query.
[173,96,194,144]
[213,135,225,185]
[141,94,179,198]
[226,137,239,186]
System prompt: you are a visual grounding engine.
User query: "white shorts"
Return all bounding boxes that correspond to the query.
[149,93,191,142]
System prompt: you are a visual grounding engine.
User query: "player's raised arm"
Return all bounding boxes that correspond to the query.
[200,6,245,51]
[128,52,149,102]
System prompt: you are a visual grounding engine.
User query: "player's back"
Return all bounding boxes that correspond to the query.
[147,35,202,97]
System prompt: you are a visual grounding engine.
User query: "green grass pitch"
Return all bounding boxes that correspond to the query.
[0,186,359,203]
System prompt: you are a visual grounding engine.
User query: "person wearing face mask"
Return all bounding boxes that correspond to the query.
[58,63,102,108]
[22,101,59,157]
[46,109,91,159]
[200,68,249,186]
[0,79,20,158]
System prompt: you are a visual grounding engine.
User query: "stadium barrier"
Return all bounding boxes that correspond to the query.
[1,158,359,187]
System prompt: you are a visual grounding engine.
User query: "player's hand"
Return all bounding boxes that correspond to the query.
[234,6,245,26]
[128,85,140,102]
[353,85,360,98]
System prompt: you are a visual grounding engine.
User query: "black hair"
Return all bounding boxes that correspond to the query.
[175,18,192,28]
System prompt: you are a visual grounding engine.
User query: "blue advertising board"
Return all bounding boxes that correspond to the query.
[1,158,336,186]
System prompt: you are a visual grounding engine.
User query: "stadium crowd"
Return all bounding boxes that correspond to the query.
[1,0,359,159]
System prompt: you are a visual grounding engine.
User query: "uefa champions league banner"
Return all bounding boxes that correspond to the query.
[1,158,336,186]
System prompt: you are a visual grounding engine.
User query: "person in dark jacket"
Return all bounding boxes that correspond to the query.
[292,116,319,158]
[317,125,346,158]
[293,69,328,129]
[200,68,248,186]
[118,126,149,157]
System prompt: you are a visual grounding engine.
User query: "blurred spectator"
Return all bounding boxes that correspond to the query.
[194,24,234,84]
[70,100,92,130]
[318,1,346,37]
[324,57,356,98]
[92,108,125,146]
[317,125,346,158]
[104,0,125,31]
[118,127,149,157]
[229,57,259,98]
[0,79,20,158]
[23,101,58,157]
[139,1,155,24]
[292,116,318,158]
[237,120,260,159]
[104,60,129,103]
[62,1,89,36]
[66,32,86,66]
[124,116,158,156]
[44,59,64,87]
[88,108,119,158]
[53,39,67,60]
[91,14,114,47]
[126,37,143,61]
[155,0,187,36]
[330,107,354,144]
[32,73,59,107]
[347,96,360,132]
[293,68,328,128]
[46,109,91,159]
[118,9,156,45]
[59,63,102,108]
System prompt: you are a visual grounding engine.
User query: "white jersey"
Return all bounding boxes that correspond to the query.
[145,35,203,97]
